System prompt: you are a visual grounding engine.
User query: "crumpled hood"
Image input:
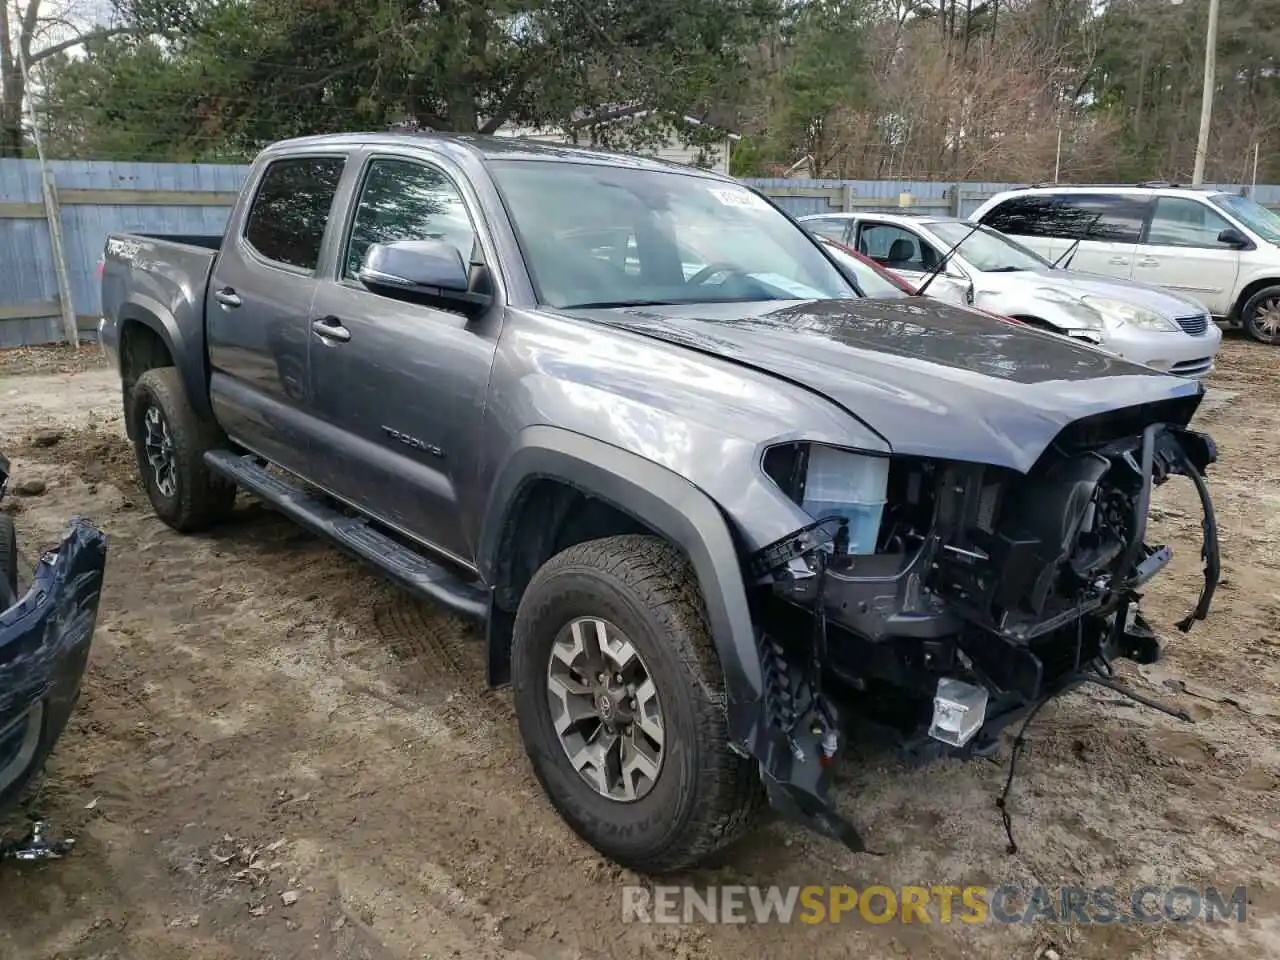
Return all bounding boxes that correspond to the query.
[562,297,1205,473]
[1013,268,1209,317]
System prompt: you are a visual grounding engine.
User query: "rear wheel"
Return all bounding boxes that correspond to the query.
[511,534,764,873]
[128,367,237,532]
[1241,285,1280,345]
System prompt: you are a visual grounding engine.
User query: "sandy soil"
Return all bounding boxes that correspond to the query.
[0,339,1276,960]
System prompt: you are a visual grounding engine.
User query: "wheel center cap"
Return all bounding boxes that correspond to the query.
[597,693,614,721]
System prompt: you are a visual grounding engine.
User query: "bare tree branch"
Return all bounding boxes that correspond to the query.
[31,25,154,63]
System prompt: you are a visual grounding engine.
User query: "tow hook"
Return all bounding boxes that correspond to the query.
[0,819,75,862]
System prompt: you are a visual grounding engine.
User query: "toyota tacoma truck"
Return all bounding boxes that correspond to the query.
[99,133,1220,872]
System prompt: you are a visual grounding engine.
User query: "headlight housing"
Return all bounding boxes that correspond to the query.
[1080,295,1180,332]
[762,442,890,556]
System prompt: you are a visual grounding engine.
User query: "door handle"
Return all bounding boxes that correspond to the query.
[1108,257,1130,265]
[214,287,242,308]
[312,316,351,343]
[1137,257,1159,267]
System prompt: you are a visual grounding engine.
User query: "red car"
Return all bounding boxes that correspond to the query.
[816,237,916,297]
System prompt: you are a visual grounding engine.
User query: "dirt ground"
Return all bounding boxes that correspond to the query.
[0,338,1277,960]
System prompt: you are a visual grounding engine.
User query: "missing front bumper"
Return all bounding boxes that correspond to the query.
[739,422,1220,856]
[0,519,108,816]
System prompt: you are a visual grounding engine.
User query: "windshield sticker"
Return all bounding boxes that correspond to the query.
[709,187,767,210]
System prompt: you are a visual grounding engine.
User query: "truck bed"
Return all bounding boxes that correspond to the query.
[99,231,223,422]
[122,232,222,251]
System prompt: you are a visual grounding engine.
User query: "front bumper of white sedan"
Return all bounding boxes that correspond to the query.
[1075,312,1223,379]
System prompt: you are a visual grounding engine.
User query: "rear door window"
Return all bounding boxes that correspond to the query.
[242,157,346,271]
[981,193,1151,243]
[1055,193,1151,243]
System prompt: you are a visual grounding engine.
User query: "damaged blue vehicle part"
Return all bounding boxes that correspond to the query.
[0,515,109,820]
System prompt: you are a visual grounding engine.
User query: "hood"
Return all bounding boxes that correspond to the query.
[1010,268,1209,317]
[561,297,1204,473]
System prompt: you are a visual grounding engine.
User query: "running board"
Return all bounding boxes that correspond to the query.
[204,451,489,620]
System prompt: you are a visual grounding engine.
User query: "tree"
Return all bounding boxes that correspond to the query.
[0,0,156,156]
[38,0,777,161]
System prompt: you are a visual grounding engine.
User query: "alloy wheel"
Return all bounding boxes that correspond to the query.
[546,616,665,802]
[1255,295,1280,339]
[142,405,177,498]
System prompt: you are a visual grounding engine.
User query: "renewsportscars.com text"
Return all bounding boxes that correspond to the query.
[621,884,1248,925]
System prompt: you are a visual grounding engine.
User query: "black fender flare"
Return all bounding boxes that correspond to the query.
[116,296,213,423]
[477,426,764,745]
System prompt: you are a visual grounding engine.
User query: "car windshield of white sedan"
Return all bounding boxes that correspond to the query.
[927,221,1053,273]
[489,160,858,309]
[1209,194,1280,244]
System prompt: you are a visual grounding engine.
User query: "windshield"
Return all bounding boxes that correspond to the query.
[820,241,912,298]
[488,160,858,309]
[927,221,1053,272]
[1209,193,1280,244]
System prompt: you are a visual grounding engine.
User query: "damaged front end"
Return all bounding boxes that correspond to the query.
[740,411,1220,852]
[0,515,109,831]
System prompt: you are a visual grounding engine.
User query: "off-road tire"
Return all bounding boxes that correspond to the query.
[0,513,17,607]
[128,367,236,532]
[511,534,765,873]
[1241,285,1280,345]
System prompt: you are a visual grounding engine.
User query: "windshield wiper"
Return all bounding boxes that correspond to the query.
[986,266,1026,273]
[1053,238,1083,269]
[915,222,983,297]
[560,298,683,309]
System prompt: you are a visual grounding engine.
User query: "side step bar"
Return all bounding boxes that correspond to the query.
[204,451,489,620]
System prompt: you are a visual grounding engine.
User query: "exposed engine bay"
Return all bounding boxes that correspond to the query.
[743,409,1220,853]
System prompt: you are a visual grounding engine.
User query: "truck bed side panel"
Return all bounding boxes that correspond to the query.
[99,234,220,420]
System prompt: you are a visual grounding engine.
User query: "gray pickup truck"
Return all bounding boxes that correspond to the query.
[100,133,1220,871]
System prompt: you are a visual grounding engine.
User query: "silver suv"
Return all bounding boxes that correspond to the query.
[970,184,1280,344]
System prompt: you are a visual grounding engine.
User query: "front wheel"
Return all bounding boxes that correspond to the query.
[128,367,237,532]
[511,534,764,873]
[1241,285,1280,345]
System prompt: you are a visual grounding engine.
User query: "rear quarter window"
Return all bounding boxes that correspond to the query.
[242,157,347,271]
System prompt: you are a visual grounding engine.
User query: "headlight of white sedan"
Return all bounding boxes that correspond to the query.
[1079,295,1180,332]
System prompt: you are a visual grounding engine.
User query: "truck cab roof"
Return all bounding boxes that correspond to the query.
[263,130,736,180]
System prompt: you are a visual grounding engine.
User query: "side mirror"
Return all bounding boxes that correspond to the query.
[1217,227,1251,250]
[357,240,491,314]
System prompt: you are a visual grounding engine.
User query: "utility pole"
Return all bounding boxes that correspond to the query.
[1191,0,1220,185]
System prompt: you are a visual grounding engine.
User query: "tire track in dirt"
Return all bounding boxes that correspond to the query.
[5,349,1280,959]
[369,599,516,742]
